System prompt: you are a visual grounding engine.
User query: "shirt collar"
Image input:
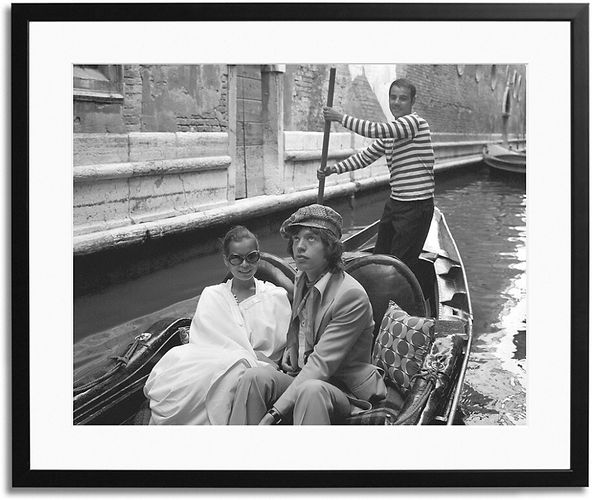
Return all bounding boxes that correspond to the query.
[295,270,332,300]
[396,111,417,120]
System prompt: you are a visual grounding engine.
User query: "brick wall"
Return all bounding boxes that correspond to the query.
[398,64,526,137]
[284,64,526,138]
[122,65,143,132]
[74,64,228,134]
[344,73,388,123]
[284,64,386,132]
[75,63,526,137]
[284,64,327,132]
[135,65,227,132]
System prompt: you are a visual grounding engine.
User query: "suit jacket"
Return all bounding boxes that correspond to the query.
[273,270,387,416]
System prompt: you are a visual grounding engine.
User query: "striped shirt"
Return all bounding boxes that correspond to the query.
[334,112,435,201]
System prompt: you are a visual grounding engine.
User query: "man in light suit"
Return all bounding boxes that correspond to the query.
[229,204,386,425]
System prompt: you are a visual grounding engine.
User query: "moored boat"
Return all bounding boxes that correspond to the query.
[483,143,526,174]
[74,207,473,426]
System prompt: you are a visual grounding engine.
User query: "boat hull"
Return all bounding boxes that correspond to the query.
[74,208,472,426]
[483,144,526,174]
[341,207,473,425]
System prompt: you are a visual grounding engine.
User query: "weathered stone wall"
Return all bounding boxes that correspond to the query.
[122,65,143,132]
[344,71,388,123]
[74,64,233,240]
[73,100,126,134]
[284,132,388,193]
[283,64,526,139]
[135,65,227,132]
[73,133,231,236]
[73,63,526,258]
[284,64,386,132]
[76,63,525,138]
[74,64,228,134]
[280,63,525,198]
[397,64,526,137]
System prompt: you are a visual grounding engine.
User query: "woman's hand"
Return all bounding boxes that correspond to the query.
[281,345,298,373]
[323,106,343,122]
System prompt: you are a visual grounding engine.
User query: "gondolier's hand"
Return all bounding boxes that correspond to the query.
[317,165,336,180]
[323,106,343,122]
[281,344,298,373]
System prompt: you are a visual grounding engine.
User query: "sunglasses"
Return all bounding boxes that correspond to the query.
[227,250,261,266]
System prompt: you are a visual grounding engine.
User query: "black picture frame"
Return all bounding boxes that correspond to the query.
[12,2,589,488]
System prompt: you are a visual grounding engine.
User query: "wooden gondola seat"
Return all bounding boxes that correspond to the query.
[343,255,428,425]
[344,254,427,343]
[255,252,296,300]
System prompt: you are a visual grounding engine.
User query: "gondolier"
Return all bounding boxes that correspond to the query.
[320,78,435,273]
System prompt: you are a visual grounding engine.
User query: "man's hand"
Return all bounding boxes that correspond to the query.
[258,413,276,425]
[281,344,298,373]
[317,165,336,180]
[323,106,343,123]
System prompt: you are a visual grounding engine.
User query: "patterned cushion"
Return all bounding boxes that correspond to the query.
[372,300,434,393]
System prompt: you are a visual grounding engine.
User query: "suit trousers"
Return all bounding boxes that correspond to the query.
[228,366,352,425]
[374,197,434,271]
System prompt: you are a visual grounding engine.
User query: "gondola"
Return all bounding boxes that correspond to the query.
[74,207,473,426]
[482,143,526,174]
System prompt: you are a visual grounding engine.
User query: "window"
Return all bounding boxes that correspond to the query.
[73,65,123,103]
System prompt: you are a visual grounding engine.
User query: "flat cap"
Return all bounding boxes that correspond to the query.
[280,204,343,239]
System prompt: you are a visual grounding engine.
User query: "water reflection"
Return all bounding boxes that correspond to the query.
[436,167,526,424]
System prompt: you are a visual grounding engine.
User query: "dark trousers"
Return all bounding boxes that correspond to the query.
[374,197,434,271]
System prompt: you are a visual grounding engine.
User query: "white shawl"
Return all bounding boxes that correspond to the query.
[144,279,290,425]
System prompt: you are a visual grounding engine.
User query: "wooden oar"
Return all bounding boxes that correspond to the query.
[317,67,337,205]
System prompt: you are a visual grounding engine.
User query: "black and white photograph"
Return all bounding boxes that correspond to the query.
[12,2,588,490]
[72,62,526,428]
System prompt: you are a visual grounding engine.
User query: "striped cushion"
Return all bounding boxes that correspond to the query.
[372,300,434,393]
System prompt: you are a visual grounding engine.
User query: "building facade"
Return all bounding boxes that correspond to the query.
[73,64,526,256]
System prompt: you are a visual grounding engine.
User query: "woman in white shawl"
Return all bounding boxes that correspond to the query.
[144,226,291,424]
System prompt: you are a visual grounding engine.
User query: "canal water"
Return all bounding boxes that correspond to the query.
[74,164,526,425]
[435,166,527,425]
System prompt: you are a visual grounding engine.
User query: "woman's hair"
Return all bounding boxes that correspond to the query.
[221,226,258,256]
[285,226,344,273]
